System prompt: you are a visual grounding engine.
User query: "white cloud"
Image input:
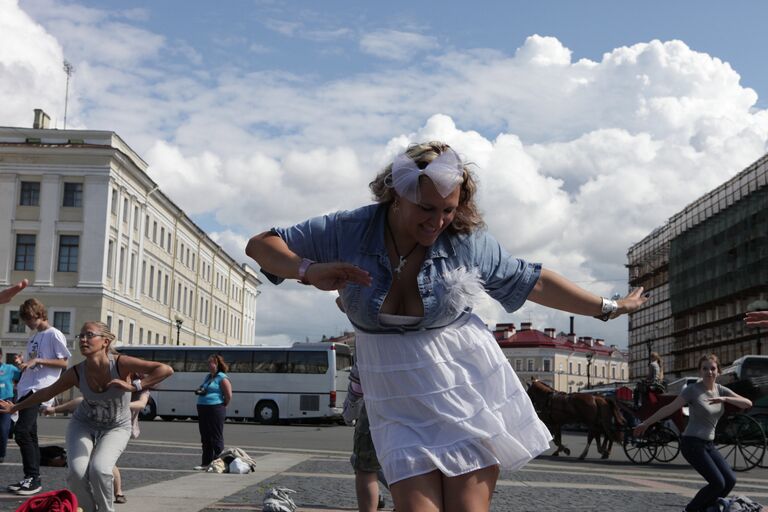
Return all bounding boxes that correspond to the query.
[4,2,768,346]
[360,30,439,61]
[0,0,66,127]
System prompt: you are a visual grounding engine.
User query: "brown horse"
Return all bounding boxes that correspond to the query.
[527,379,625,460]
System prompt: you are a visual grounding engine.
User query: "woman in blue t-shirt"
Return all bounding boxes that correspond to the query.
[194,354,232,469]
[0,348,21,463]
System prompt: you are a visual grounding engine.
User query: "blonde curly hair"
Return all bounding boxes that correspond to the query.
[369,141,484,234]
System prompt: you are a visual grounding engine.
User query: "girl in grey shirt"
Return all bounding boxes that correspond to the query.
[635,354,752,512]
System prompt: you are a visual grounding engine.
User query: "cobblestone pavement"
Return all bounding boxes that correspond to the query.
[1,428,768,511]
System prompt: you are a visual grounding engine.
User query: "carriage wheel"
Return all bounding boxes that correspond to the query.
[715,414,766,472]
[648,424,680,463]
[750,413,768,468]
[623,430,658,464]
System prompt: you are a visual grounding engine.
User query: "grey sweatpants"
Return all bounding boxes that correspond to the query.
[66,419,131,512]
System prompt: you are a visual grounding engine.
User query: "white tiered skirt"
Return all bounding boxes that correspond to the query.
[355,314,552,485]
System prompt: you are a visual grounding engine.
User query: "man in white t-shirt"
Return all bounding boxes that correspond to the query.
[7,298,71,496]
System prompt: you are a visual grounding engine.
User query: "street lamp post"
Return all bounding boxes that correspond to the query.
[174,315,183,346]
[586,352,594,389]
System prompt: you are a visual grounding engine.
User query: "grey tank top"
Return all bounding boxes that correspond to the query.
[72,354,131,429]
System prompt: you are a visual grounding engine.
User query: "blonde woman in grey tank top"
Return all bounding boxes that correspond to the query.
[0,321,173,512]
[633,354,752,512]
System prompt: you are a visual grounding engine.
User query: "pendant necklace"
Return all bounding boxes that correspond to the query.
[385,220,419,279]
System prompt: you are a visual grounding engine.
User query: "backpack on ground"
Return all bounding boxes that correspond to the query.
[15,488,78,512]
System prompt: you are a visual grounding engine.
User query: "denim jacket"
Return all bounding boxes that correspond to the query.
[264,203,541,333]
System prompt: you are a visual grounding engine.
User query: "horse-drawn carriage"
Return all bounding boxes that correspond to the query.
[528,356,768,472]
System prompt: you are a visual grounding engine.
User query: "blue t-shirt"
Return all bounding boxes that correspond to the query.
[197,372,229,406]
[0,363,21,400]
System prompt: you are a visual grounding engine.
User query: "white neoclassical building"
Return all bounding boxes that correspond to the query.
[0,111,261,356]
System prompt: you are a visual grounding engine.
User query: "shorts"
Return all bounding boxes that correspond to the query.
[350,405,381,473]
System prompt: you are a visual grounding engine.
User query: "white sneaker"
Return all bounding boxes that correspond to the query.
[192,465,206,471]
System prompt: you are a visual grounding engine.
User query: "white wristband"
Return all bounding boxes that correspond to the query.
[132,379,142,392]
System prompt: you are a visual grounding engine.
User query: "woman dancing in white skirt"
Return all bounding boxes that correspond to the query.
[246,141,647,511]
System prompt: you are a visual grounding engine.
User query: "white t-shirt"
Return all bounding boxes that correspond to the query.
[17,326,71,398]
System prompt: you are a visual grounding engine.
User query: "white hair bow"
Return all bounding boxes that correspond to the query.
[389,148,464,203]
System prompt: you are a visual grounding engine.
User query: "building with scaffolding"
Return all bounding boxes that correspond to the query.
[626,154,768,379]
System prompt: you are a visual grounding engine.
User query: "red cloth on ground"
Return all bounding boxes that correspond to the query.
[15,489,78,512]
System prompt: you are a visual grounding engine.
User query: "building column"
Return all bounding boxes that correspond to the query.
[79,174,110,287]
[0,174,16,285]
[34,174,61,287]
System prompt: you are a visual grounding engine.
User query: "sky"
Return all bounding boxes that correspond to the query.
[3,0,768,347]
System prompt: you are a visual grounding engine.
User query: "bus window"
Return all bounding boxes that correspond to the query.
[152,349,187,372]
[185,351,211,373]
[253,350,288,373]
[742,358,768,379]
[117,348,153,361]
[336,352,353,372]
[226,351,253,373]
[288,351,328,374]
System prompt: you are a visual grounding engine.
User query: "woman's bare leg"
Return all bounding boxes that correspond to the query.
[113,466,122,496]
[443,465,499,512]
[390,470,443,512]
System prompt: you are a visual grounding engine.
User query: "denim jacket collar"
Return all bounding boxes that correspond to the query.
[359,202,457,260]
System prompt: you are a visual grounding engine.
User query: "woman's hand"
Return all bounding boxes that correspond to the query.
[632,422,649,437]
[107,378,134,393]
[0,400,15,414]
[304,263,372,291]
[707,397,728,405]
[43,406,56,416]
[746,311,768,328]
[616,287,649,318]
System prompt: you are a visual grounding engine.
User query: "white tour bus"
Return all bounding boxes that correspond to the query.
[117,342,353,423]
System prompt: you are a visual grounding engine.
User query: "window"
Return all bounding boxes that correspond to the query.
[515,359,522,372]
[9,311,26,333]
[141,261,146,293]
[128,323,134,344]
[149,265,155,296]
[57,235,79,272]
[253,351,288,373]
[288,351,329,374]
[163,275,169,304]
[152,222,157,243]
[107,240,114,278]
[167,233,171,252]
[543,359,551,372]
[106,314,113,330]
[14,234,36,270]
[527,359,534,372]
[160,227,165,246]
[53,311,71,334]
[577,363,582,375]
[133,206,139,231]
[62,183,83,207]
[139,328,143,344]
[118,246,125,282]
[569,362,573,374]
[20,181,40,206]
[129,252,136,288]
[111,188,118,214]
[122,198,129,222]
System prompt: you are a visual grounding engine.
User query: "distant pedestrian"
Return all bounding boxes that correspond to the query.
[7,298,70,496]
[634,354,752,512]
[0,347,21,464]
[194,354,232,469]
[0,321,173,512]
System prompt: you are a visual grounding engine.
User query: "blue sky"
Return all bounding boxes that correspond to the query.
[3,0,768,346]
